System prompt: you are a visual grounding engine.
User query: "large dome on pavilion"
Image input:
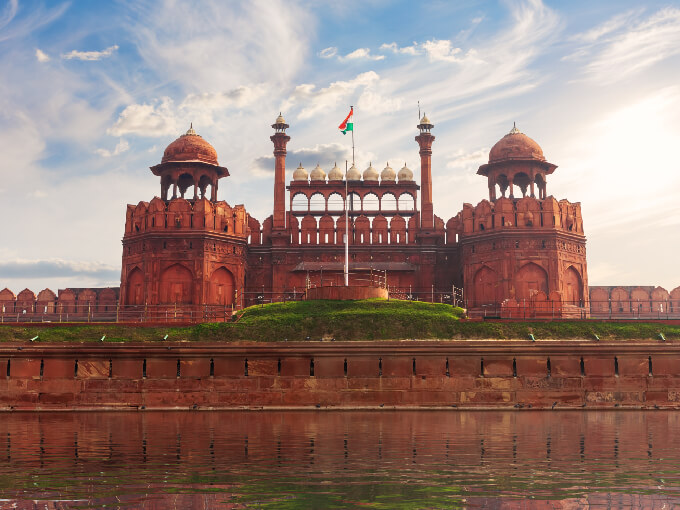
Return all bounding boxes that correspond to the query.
[161,125,219,165]
[488,124,545,163]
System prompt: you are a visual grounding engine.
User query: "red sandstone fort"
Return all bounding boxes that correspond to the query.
[1,116,678,320]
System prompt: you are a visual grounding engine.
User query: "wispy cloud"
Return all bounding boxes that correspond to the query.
[283,71,381,119]
[339,47,384,61]
[61,44,119,61]
[109,84,267,137]
[567,7,680,82]
[95,139,129,157]
[0,259,120,280]
[319,46,337,59]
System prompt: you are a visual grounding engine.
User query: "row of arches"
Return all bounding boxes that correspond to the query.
[489,172,547,200]
[471,263,584,307]
[125,265,235,306]
[289,214,419,245]
[160,172,218,202]
[291,192,415,213]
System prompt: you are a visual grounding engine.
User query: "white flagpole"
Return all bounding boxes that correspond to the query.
[344,160,349,287]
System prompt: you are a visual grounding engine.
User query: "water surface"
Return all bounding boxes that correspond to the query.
[0,411,679,508]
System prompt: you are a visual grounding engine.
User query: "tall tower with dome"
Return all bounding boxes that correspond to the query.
[119,126,250,310]
[457,124,589,316]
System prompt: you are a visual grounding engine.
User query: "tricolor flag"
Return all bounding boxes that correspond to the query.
[338,107,353,135]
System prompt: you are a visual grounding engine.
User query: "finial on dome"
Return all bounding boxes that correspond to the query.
[185,123,196,136]
[508,122,521,135]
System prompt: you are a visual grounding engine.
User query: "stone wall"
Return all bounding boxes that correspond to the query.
[1,341,679,410]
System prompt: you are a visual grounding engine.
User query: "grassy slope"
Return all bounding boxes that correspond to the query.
[0,299,678,343]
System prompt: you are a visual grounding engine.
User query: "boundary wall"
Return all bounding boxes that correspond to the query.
[1,341,680,410]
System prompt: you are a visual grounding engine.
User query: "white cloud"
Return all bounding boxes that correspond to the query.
[319,46,337,58]
[380,42,419,55]
[96,139,129,158]
[61,44,119,61]
[108,97,178,137]
[35,48,49,62]
[339,48,384,61]
[27,190,47,198]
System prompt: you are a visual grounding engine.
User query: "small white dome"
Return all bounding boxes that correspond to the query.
[363,162,379,181]
[347,163,361,180]
[293,163,308,181]
[310,164,326,181]
[328,162,343,181]
[381,162,396,181]
[398,163,413,181]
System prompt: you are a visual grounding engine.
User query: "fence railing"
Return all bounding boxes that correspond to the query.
[2,297,679,324]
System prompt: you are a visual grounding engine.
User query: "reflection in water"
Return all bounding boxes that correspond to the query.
[0,411,679,508]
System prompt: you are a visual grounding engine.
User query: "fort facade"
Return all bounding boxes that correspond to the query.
[1,115,678,320]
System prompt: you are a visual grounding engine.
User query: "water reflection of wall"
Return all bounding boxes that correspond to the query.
[0,412,679,508]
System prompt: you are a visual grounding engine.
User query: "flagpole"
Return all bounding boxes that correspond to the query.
[344,160,349,286]
[350,105,355,165]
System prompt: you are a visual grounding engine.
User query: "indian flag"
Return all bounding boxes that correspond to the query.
[338,107,353,135]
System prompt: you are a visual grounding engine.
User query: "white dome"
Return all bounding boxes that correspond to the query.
[363,162,379,181]
[381,162,396,181]
[347,163,361,180]
[328,162,343,181]
[310,164,326,181]
[398,163,413,181]
[293,163,308,181]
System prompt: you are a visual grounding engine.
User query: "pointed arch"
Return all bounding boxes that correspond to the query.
[126,267,145,306]
[209,267,235,306]
[563,266,584,306]
[473,265,499,306]
[516,262,548,302]
[159,264,194,304]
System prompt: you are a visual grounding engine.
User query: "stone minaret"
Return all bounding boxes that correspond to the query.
[415,114,435,230]
[270,114,290,231]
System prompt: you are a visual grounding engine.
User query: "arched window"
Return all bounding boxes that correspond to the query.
[309,192,325,211]
[348,192,361,211]
[327,192,344,211]
[398,193,415,211]
[292,193,308,212]
[381,193,397,211]
[363,193,379,211]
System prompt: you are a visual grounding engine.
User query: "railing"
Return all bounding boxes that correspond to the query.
[0,304,233,324]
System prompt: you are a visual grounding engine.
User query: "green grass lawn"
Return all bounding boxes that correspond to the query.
[0,299,678,343]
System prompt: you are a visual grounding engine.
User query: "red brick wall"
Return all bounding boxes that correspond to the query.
[1,341,679,410]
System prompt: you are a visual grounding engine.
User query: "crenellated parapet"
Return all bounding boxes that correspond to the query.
[124,197,251,238]
[0,287,118,317]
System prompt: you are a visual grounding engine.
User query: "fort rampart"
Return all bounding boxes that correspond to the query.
[2,340,679,410]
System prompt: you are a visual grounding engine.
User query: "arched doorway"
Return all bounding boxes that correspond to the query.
[563,266,583,306]
[209,267,235,306]
[126,268,145,305]
[473,266,499,306]
[159,264,193,304]
[516,263,548,302]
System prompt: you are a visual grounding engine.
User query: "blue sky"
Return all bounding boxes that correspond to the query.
[1,0,679,292]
